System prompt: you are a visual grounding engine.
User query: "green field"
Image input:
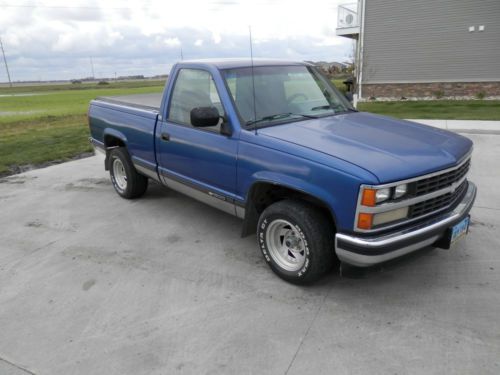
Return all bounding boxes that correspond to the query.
[358,100,500,120]
[0,81,165,176]
[0,81,165,123]
[0,80,165,94]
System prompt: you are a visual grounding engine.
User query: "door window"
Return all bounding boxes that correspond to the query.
[168,69,225,131]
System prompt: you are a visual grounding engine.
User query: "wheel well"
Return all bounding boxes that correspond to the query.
[104,135,125,148]
[241,182,337,237]
[103,135,126,170]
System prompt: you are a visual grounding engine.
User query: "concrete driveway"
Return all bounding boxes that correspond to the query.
[0,134,499,375]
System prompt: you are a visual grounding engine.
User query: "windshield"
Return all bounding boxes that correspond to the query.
[222,65,354,128]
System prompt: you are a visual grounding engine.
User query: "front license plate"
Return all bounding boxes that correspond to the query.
[450,216,470,246]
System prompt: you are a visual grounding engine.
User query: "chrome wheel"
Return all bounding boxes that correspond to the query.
[112,158,127,191]
[266,219,306,272]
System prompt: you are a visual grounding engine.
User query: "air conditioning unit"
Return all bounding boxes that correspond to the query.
[338,5,358,29]
[341,12,356,27]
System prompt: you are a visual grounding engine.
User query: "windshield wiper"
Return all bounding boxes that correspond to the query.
[311,104,358,113]
[311,105,336,111]
[246,112,318,126]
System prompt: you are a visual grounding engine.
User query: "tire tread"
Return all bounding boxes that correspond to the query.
[258,199,337,284]
[109,148,148,199]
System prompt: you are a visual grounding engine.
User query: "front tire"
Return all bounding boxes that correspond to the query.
[257,200,336,284]
[109,148,148,199]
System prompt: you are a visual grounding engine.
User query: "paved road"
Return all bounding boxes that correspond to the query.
[0,134,499,375]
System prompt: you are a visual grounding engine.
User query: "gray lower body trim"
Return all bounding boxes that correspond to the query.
[89,137,105,154]
[133,162,160,182]
[93,146,106,156]
[160,173,240,217]
[235,206,246,219]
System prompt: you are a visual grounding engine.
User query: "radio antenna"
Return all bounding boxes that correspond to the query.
[249,25,257,135]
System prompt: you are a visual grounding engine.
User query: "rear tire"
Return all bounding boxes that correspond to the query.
[257,200,336,284]
[109,148,148,199]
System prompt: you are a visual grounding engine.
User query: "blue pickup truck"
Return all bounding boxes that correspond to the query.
[88,59,476,284]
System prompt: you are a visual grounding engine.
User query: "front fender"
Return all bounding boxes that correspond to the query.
[249,171,339,223]
[240,171,347,238]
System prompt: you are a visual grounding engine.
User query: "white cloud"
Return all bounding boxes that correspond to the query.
[315,36,346,47]
[212,32,222,44]
[0,0,351,81]
[164,37,181,47]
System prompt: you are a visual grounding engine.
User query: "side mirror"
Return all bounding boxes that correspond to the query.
[344,92,353,103]
[190,106,220,127]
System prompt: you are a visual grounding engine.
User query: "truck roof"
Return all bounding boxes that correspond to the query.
[178,58,310,69]
[94,59,312,112]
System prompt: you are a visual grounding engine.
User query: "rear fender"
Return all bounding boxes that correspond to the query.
[103,128,128,170]
[103,128,128,147]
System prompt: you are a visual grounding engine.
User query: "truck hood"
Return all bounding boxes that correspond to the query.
[257,112,473,183]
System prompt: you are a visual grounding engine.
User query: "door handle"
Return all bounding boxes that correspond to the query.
[161,132,170,141]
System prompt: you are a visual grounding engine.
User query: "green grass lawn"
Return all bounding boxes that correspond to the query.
[0,84,165,123]
[0,81,165,176]
[358,100,500,120]
[332,79,347,94]
[0,115,91,175]
[0,79,166,95]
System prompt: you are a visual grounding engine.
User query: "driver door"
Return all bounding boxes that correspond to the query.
[156,68,239,215]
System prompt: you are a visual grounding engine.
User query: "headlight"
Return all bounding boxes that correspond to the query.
[372,207,409,226]
[394,184,407,199]
[358,184,410,230]
[361,187,391,206]
[361,185,408,207]
[357,207,409,230]
[375,188,391,203]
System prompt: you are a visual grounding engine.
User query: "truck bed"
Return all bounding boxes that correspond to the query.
[96,93,162,111]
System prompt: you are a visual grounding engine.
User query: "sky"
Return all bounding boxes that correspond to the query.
[0,0,354,82]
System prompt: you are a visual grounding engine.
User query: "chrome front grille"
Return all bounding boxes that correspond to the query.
[415,159,470,196]
[410,180,468,218]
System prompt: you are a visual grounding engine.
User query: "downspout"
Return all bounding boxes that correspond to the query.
[358,0,366,100]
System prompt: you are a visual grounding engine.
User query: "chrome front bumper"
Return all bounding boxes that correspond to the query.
[335,181,477,267]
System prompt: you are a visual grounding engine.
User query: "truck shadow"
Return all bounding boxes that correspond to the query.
[338,247,437,280]
[137,181,459,290]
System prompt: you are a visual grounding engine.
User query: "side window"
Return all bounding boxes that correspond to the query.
[168,69,225,131]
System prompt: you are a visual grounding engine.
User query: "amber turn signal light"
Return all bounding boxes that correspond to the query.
[361,188,376,207]
[357,213,373,230]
